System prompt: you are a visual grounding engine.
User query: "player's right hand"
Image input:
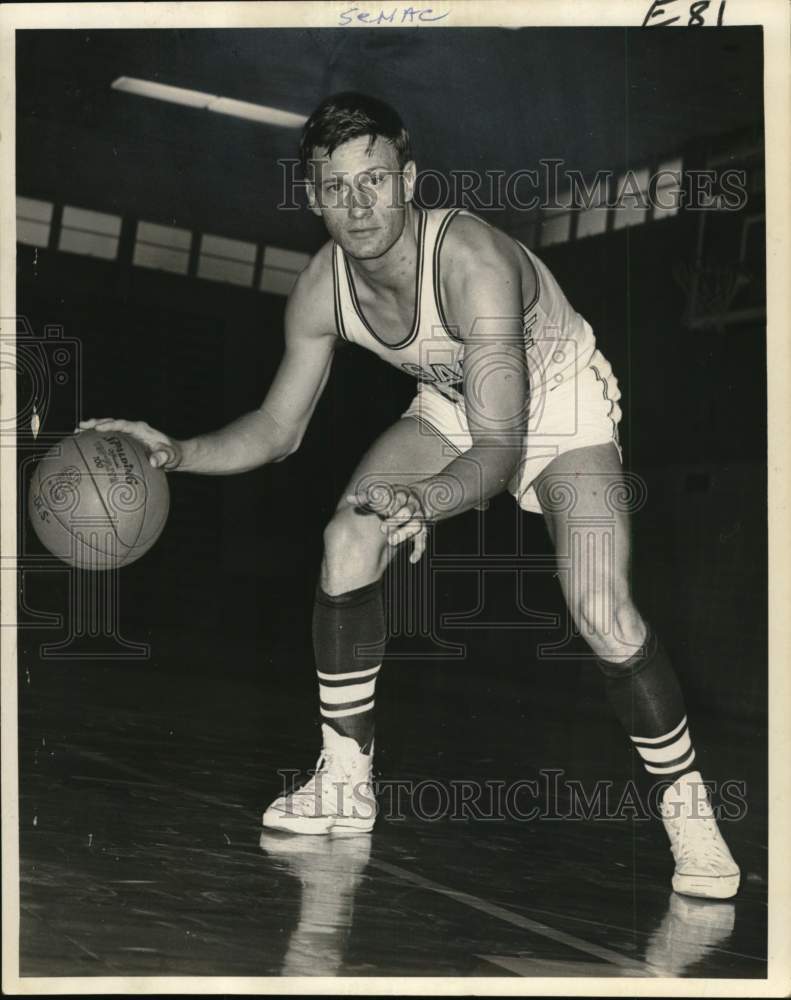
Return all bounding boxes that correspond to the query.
[75,418,182,470]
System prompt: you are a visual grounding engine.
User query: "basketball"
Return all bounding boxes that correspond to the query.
[28,430,170,570]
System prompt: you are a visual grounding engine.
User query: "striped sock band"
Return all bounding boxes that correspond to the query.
[598,626,697,781]
[318,664,381,721]
[630,715,696,777]
[313,581,385,747]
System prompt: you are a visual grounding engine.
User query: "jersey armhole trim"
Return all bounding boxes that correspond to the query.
[433,209,464,343]
[435,210,542,338]
[331,243,349,342]
[516,240,540,316]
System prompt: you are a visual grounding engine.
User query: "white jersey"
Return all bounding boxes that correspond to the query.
[331,206,597,406]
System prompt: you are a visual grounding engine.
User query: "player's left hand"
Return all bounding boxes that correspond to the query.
[346,483,429,564]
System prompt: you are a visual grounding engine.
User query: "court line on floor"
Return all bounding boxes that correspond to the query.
[476,954,649,977]
[367,858,653,976]
[62,747,249,812]
[64,745,651,975]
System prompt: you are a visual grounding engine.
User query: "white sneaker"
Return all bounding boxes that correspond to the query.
[660,771,740,899]
[262,724,377,835]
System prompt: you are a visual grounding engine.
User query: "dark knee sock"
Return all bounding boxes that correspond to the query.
[312,581,386,750]
[598,627,697,780]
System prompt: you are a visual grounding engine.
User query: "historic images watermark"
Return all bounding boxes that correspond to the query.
[278,158,748,213]
[274,768,749,824]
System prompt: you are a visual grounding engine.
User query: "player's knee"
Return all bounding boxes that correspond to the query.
[573,588,645,662]
[321,510,387,596]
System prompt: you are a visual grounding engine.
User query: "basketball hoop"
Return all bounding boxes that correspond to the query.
[673,260,751,331]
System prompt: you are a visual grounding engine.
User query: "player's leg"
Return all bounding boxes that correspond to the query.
[535,441,646,660]
[535,442,689,788]
[534,441,739,898]
[263,408,457,834]
[315,413,456,748]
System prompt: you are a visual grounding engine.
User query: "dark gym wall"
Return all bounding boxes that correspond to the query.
[540,198,766,725]
[17,166,767,723]
[15,27,766,723]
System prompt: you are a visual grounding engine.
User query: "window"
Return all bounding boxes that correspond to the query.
[540,213,572,247]
[653,158,683,220]
[612,168,650,230]
[260,246,310,296]
[59,205,121,259]
[198,234,256,287]
[540,193,573,247]
[133,221,191,275]
[16,196,53,247]
[576,180,610,239]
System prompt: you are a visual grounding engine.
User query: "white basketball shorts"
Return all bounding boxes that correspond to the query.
[401,347,623,514]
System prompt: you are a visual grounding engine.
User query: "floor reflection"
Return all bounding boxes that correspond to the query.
[644,893,736,976]
[18,658,766,978]
[258,831,372,976]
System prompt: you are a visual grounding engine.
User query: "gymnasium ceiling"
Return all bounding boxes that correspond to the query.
[16,27,763,252]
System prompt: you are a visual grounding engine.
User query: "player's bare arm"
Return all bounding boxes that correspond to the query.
[349,220,532,558]
[78,244,338,474]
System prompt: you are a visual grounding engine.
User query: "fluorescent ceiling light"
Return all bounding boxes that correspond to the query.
[111,76,307,127]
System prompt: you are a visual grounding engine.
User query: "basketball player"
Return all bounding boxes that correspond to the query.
[80,93,740,899]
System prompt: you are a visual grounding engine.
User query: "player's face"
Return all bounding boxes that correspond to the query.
[307,136,416,260]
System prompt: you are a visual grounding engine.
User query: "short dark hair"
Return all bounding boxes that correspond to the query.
[299,92,412,175]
